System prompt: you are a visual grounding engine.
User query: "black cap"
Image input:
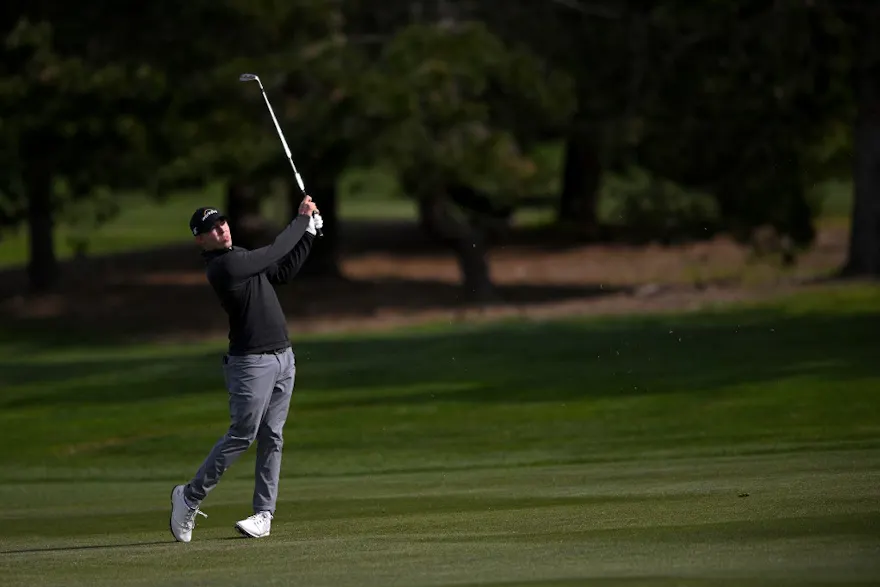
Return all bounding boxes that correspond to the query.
[189,207,227,236]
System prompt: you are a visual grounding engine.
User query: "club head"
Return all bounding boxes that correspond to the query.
[239,73,258,82]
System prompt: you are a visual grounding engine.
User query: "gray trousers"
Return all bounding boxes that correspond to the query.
[185,348,295,515]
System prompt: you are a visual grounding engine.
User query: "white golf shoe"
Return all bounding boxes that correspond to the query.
[235,511,272,538]
[169,484,207,543]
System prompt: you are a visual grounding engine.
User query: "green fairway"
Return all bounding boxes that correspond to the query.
[1,284,879,586]
[0,190,416,269]
[0,190,209,268]
[0,174,417,270]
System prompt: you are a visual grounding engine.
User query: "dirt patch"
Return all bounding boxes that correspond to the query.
[0,222,852,344]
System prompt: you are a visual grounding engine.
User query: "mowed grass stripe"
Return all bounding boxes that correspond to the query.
[1,449,876,517]
[1,450,876,543]
[1,470,877,585]
[2,519,877,587]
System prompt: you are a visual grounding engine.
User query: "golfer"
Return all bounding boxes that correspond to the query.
[169,196,321,542]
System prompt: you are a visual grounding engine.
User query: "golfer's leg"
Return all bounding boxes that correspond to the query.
[185,355,277,506]
[253,349,295,514]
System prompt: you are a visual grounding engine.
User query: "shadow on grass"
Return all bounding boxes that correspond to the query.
[294,308,880,410]
[2,303,879,410]
[0,540,172,555]
[0,269,631,350]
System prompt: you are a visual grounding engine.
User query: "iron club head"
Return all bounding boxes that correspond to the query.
[239,73,258,82]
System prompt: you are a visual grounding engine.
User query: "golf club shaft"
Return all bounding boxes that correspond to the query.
[252,77,323,237]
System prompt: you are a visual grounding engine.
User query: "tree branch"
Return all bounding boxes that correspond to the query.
[542,0,622,19]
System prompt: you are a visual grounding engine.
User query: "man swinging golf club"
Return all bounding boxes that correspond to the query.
[169,195,322,542]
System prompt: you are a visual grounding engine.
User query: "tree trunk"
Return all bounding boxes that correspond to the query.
[24,158,58,292]
[292,171,341,278]
[784,181,815,249]
[843,25,880,276]
[421,194,496,303]
[225,180,271,250]
[558,119,601,239]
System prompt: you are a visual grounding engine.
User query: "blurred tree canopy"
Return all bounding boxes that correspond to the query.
[1,0,878,294]
[1,8,168,289]
[355,21,575,299]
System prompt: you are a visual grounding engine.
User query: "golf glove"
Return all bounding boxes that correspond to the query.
[307,213,324,236]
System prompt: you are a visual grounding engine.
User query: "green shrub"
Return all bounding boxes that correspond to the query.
[599,166,720,242]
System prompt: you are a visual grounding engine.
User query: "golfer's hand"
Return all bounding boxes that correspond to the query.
[307,212,324,236]
[298,195,317,217]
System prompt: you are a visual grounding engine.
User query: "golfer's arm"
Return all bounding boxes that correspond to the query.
[266,232,315,284]
[223,215,311,279]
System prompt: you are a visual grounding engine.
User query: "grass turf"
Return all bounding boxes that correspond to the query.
[0,172,855,271]
[0,284,878,585]
[0,178,418,270]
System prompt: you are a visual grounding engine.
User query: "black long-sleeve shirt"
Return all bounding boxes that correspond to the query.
[202,214,315,355]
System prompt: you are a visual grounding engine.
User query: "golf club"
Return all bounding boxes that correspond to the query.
[239,72,322,237]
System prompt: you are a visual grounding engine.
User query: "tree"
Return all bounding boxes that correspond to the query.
[152,0,368,276]
[355,21,575,300]
[481,0,866,255]
[841,0,880,276]
[616,0,851,253]
[472,0,629,239]
[0,13,167,291]
[0,0,371,293]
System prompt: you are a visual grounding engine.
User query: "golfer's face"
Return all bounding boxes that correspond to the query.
[202,220,231,249]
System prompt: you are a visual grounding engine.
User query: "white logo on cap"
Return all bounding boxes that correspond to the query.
[202,208,218,221]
